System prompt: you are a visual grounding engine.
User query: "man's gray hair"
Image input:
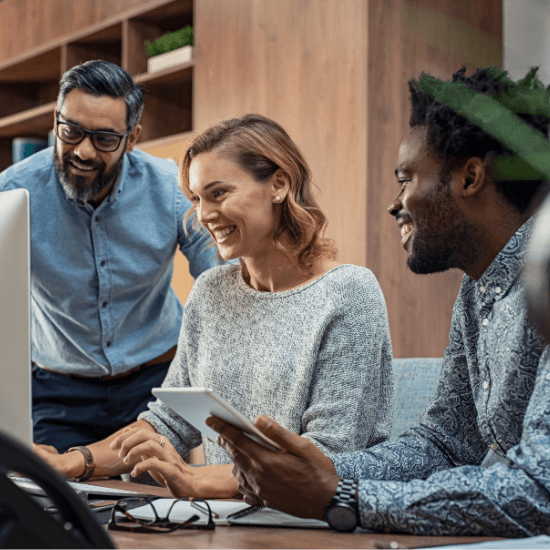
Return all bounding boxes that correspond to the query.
[57,60,144,130]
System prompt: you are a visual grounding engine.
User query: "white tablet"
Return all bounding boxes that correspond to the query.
[151,387,282,451]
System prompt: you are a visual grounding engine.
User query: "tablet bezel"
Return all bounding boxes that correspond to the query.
[151,387,282,451]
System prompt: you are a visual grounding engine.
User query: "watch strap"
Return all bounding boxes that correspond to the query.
[334,478,358,509]
[66,446,96,481]
[325,478,359,531]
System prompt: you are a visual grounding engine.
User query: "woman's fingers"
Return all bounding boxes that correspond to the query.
[131,455,194,498]
[131,456,166,477]
[111,428,169,463]
[121,438,170,465]
[110,427,142,451]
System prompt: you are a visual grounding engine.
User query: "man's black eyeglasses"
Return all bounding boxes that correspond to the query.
[56,116,130,153]
[107,497,216,533]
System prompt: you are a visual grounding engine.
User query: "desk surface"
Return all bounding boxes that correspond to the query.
[90,480,502,549]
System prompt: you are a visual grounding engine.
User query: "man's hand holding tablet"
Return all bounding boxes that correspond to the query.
[206,414,340,519]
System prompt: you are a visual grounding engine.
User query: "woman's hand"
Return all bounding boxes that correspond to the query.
[33,443,85,479]
[110,427,239,499]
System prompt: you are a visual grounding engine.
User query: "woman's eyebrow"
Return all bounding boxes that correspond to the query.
[190,180,227,195]
[203,180,225,191]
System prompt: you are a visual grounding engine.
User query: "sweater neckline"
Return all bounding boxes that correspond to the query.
[233,263,353,298]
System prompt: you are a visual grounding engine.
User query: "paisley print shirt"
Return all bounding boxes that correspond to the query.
[331,220,550,536]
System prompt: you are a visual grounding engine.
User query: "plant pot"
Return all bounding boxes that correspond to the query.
[147,45,193,73]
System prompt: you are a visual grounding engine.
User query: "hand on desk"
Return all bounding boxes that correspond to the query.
[206,414,340,521]
[34,443,59,455]
[111,427,240,499]
[33,443,59,469]
[34,442,100,480]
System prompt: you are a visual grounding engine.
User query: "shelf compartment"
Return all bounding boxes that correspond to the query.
[0,102,55,139]
[124,0,193,75]
[0,0,196,169]
[63,23,123,71]
[138,76,192,143]
[0,47,61,82]
[0,47,61,119]
[0,140,12,170]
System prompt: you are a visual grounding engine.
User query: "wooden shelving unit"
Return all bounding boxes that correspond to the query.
[0,0,193,171]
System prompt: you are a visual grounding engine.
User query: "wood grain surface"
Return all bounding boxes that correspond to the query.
[0,0,504,357]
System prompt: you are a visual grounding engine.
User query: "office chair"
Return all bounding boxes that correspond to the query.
[0,429,114,549]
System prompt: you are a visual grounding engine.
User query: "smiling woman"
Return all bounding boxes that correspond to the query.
[181,115,337,289]
[35,114,395,500]
[125,114,395,496]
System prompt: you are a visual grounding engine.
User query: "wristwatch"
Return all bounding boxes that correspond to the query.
[324,478,359,532]
[66,446,96,481]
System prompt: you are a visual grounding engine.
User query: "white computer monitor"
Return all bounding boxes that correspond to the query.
[0,188,32,447]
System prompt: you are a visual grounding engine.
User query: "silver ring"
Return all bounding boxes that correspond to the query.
[158,434,165,448]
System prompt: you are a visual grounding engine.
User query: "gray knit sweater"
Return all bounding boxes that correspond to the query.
[139,264,394,464]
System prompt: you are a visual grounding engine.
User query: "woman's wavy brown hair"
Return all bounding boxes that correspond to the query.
[181,114,337,274]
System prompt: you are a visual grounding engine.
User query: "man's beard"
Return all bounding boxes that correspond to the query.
[407,184,481,275]
[54,147,123,204]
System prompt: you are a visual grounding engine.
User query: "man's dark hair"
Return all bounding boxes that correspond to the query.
[57,60,144,130]
[409,67,550,212]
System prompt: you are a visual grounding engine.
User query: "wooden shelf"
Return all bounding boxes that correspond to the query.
[0,0,195,170]
[137,130,195,152]
[64,23,123,69]
[0,48,62,82]
[0,102,55,139]
[134,62,194,87]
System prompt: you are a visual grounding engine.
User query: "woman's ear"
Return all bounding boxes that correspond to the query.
[458,157,487,197]
[271,169,290,203]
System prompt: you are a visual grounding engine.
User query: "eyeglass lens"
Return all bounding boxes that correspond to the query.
[108,497,214,532]
[56,122,124,152]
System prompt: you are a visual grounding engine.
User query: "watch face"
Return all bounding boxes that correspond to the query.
[326,504,357,532]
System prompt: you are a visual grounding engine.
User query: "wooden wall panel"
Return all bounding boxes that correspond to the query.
[0,0,503,359]
[367,0,502,357]
[195,0,502,358]
[194,0,369,267]
[0,0,152,63]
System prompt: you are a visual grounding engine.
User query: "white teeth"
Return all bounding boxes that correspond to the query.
[70,161,95,171]
[214,226,236,241]
[401,223,414,238]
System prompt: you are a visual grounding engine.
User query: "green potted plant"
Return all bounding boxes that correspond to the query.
[146,25,193,73]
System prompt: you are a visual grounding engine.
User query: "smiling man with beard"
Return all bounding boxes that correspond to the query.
[207,67,550,537]
[0,60,218,456]
[53,88,127,206]
[53,118,125,206]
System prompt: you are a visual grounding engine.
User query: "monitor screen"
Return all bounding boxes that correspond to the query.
[0,188,31,447]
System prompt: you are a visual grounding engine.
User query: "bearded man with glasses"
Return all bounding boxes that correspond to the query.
[0,60,219,457]
[54,113,132,204]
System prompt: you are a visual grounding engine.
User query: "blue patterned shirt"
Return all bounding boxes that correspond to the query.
[331,220,550,536]
[0,148,218,376]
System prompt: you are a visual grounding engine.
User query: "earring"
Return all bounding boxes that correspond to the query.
[275,196,281,202]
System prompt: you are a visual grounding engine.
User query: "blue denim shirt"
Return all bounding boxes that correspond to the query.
[0,148,218,376]
[331,220,550,536]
